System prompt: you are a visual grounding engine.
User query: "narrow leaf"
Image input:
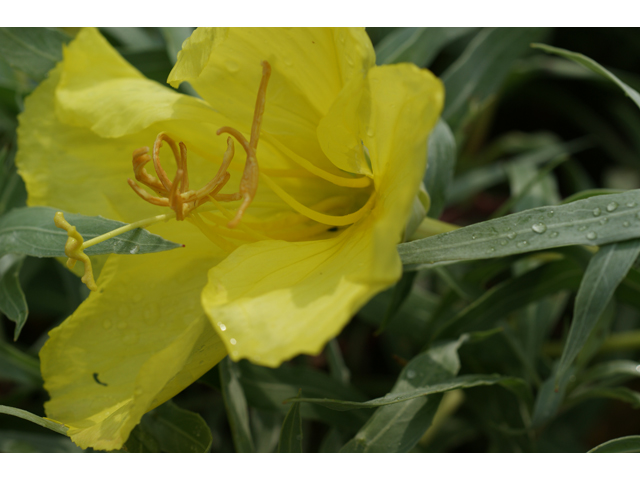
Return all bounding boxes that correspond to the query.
[0,28,71,81]
[0,253,27,340]
[556,239,640,381]
[278,391,303,453]
[442,28,548,125]
[219,357,255,453]
[399,190,640,269]
[0,405,68,436]
[0,206,181,258]
[532,43,640,110]
[286,374,520,411]
[375,270,417,335]
[589,435,640,453]
[424,119,456,218]
[376,27,474,67]
[340,335,467,453]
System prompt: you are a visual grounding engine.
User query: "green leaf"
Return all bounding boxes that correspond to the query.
[589,435,640,453]
[0,206,182,258]
[277,391,303,453]
[376,27,474,67]
[159,27,194,63]
[375,270,417,335]
[569,386,640,409]
[0,405,68,436]
[219,357,255,453]
[532,43,640,111]
[0,28,71,81]
[442,28,548,126]
[531,365,575,428]
[0,253,27,339]
[424,120,456,218]
[0,340,41,386]
[238,361,370,431]
[556,239,640,381]
[124,401,212,453]
[432,258,583,340]
[286,374,521,411]
[399,190,640,269]
[340,335,467,453]
[326,339,350,385]
[578,360,640,386]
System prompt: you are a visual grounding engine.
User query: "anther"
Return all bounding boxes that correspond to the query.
[128,61,272,228]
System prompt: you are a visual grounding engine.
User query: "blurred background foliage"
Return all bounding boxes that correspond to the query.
[1,27,640,453]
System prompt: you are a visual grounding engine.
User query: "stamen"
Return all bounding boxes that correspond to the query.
[260,174,376,226]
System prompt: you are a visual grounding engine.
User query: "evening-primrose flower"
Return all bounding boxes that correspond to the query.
[16,27,443,450]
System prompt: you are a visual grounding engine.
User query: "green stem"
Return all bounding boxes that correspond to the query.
[408,217,459,241]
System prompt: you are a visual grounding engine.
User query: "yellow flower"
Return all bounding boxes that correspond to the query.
[16,27,443,450]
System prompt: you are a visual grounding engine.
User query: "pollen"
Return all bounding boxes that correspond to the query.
[128,61,272,228]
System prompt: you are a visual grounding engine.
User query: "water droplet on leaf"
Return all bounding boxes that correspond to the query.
[517,240,528,248]
[507,232,517,240]
[623,221,630,227]
[586,232,597,240]
[607,201,618,212]
[406,370,416,379]
[230,338,237,345]
[218,322,226,332]
[592,208,601,217]
[531,223,547,234]
[627,202,636,208]
[549,231,559,238]
[129,245,140,254]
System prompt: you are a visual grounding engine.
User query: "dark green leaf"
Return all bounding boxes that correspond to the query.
[376,27,474,67]
[375,270,417,335]
[589,435,640,453]
[0,253,27,339]
[326,339,350,385]
[0,28,71,81]
[531,364,575,428]
[0,431,82,453]
[442,28,548,126]
[532,43,640,111]
[433,258,583,339]
[578,360,640,386]
[0,206,182,258]
[125,401,212,453]
[238,361,370,431]
[340,335,467,453]
[557,240,640,381]
[159,27,194,62]
[219,357,255,453]
[287,374,521,411]
[0,340,41,386]
[424,120,456,218]
[399,190,640,269]
[277,391,303,453]
[569,386,640,409]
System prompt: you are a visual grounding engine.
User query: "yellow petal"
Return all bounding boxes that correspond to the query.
[201,63,444,368]
[201,217,384,367]
[41,248,227,450]
[55,27,218,138]
[16,29,230,230]
[363,64,444,281]
[169,27,374,176]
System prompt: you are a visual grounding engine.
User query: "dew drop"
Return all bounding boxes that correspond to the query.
[507,232,517,240]
[547,210,555,218]
[218,322,226,332]
[129,245,140,254]
[623,221,630,227]
[636,365,640,373]
[531,223,547,234]
[471,234,477,240]
[592,207,601,217]
[549,231,559,238]
[599,218,608,225]
[517,240,529,248]
[627,202,636,208]
[103,320,112,329]
[607,201,618,212]
[500,240,508,246]
[586,231,597,240]
[229,338,237,345]
[486,247,496,254]
[578,225,587,232]
[406,370,416,379]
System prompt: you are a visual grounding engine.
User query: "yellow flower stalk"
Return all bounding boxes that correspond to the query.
[15,27,443,450]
